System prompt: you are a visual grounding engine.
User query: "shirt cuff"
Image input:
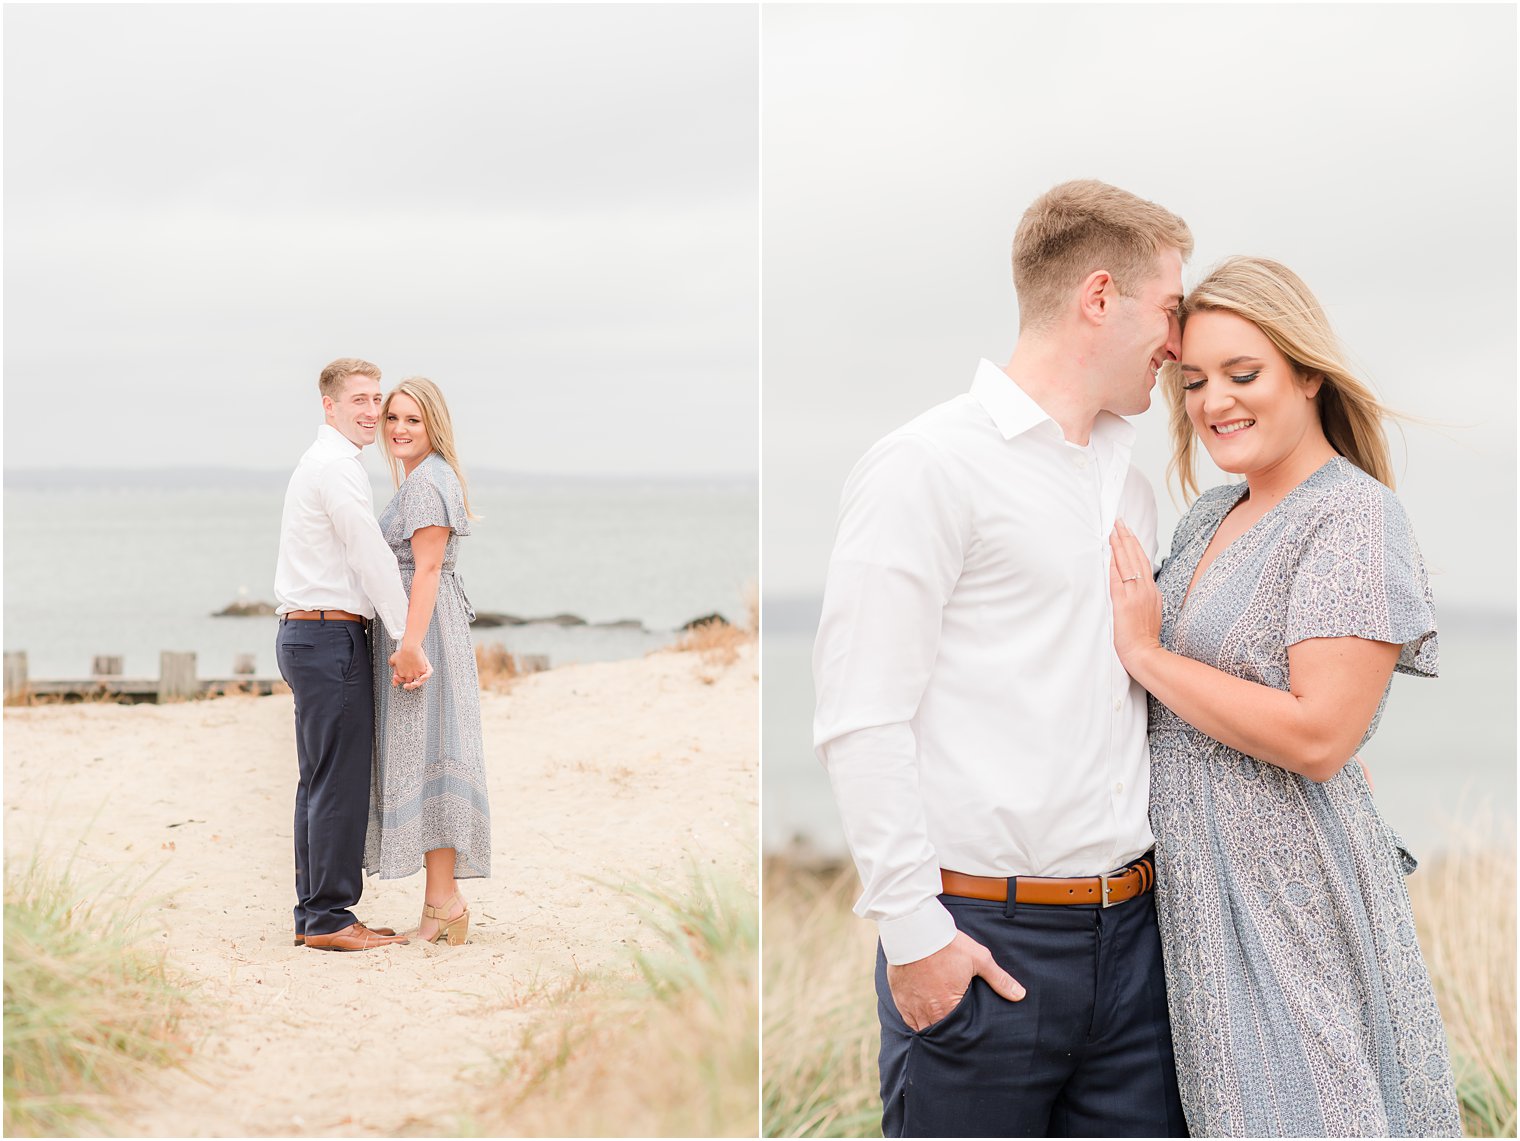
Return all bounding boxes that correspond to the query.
[877,896,958,965]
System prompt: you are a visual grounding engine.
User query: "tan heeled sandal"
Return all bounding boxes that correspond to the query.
[420,892,469,946]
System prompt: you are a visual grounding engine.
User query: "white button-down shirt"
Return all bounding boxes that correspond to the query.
[813,359,1159,965]
[274,425,409,639]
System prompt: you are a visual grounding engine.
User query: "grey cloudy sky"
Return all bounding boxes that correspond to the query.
[5,4,758,477]
[763,3,1516,613]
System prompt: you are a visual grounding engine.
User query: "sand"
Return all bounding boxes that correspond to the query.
[2,643,757,1137]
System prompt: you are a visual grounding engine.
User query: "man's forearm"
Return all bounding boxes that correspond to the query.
[823,725,957,964]
[328,498,409,638]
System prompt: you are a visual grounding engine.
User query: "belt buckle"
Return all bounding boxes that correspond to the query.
[1100,872,1115,908]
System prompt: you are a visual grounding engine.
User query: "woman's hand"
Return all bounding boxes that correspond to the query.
[392,525,449,689]
[390,644,431,688]
[1108,518,1163,676]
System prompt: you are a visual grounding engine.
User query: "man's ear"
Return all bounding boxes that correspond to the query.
[321,395,335,419]
[1079,269,1114,324]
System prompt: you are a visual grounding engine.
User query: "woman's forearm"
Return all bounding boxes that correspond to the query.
[1108,521,1398,783]
[402,566,442,650]
[1124,640,1395,782]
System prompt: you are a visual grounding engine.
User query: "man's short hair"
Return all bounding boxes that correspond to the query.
[1012,180,1193,330]
[318,358,382,400]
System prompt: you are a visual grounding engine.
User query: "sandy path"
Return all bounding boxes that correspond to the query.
[3,645,757,1137]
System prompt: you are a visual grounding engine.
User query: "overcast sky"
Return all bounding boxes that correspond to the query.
[762,3,1516,614]
[4,4,758,477]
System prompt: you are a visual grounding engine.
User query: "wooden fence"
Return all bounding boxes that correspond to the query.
[2,651,283,704]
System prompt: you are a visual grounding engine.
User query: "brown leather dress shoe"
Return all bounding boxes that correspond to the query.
[303,922,409,952]
[295,923,397,945]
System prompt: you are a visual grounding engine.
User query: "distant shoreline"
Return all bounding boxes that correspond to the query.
[4,466,759,492]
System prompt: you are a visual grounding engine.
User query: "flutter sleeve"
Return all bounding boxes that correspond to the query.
[398,460,472,540]
[1285,480,1437,678]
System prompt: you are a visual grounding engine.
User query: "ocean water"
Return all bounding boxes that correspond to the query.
[764,597,1517,863]
[3,469,757,679]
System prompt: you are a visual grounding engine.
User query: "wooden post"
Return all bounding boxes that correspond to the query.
[159,651,197,702]
[4,652,28,702]
[92,655,124,677]
[232,653,256,676]
[520,654,551,673]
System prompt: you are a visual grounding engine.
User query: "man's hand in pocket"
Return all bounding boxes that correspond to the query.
[886,931,1025,1031]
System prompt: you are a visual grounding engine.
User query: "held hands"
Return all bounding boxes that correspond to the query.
[885,931,1025,1032]
[389,644,432,691]
[1108,519,1164,674]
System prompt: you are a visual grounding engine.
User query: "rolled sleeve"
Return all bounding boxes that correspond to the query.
[813,433,968,963]
[318,460,410,640]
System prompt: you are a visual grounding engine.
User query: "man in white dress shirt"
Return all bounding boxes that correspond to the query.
[274,358,428,952]
[813,182,1192,1136]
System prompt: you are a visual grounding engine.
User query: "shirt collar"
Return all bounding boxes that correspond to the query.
[316,423,363,456]
[969,359,1050,440]
[968,358,1137,452]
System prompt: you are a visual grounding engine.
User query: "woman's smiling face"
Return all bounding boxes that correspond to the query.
[1178,309,1325,479]
[385,391,431,467]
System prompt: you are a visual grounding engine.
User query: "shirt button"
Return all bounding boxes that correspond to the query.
[1073,455,1088,469]
[1113,698,1123,711]
[1113,781,1125,795]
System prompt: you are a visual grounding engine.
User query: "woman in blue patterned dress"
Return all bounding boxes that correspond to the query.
[363,376,490,945]
[1107,257,1459,1136]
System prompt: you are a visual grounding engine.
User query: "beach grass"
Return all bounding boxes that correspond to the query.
[666,578,758,670]
[763,842,1518,1139]
[671,618,754,668]
[474,641,526,691]
[1408,837,1517,1137]
[761,858,879,1138]
[482,863,759,1136]
[3,854,190,1136]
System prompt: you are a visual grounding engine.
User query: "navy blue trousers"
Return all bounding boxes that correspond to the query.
[876,890,1187,1138]
[276,618,374,938]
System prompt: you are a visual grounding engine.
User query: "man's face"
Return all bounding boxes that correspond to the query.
[1105,247,1184,416]
[324,373,383,448]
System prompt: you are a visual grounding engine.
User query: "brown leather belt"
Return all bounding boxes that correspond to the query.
[941,854,1155,908]
[282,609,365,623]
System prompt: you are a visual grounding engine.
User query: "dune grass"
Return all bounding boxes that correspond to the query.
[474,641,526,691]
[481,863,759,1136]
[667,580,759,670]
[3,855,190,1136]
[764,841,1518,1139]
[670,618,755,668]
[1408,837,1518,1137]
[761,859,879,1138]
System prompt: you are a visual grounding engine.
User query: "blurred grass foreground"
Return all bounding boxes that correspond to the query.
[1409,836,1518,1137]
[763,839,1517,1139]
[487,864,759,1136]
[4,856,189,1136]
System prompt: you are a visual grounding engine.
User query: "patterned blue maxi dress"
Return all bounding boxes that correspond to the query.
[1149,457,1459,1137]
[364,452,491,880]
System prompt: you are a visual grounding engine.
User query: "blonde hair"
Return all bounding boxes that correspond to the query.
[318,357,381,400]
[1162,256,1395,502]
[380,376,479,519]
[1012,180,1193,329]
